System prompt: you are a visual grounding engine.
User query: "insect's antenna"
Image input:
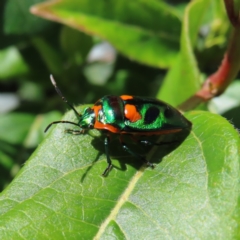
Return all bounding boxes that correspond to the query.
[50,74,80,118]
[44,121,80,133]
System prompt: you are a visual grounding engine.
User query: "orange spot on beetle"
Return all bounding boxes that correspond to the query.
[124,104,141,122]
[120,95,133,100]
[92,105,120,133]
[94,121,120,133]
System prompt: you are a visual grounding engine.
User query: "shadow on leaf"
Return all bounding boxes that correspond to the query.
[81,126,191,179]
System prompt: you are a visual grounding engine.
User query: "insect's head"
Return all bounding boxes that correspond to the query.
[78,107,95,129]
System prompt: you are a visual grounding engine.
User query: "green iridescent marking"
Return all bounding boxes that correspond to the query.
[124,103,167,130]
[99,96,125,129]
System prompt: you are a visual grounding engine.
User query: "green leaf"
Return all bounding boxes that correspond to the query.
[60,26,93,64]
[31,37,64,75]
[0,111,62,191]
[24,111,62,148]
[0,113,35,144]
[0,108,239,239]
[0,112,61,147]
[0,47,30,80]
[203,1,230,48]
[31,0,182,68]
[4,0,52,35]
[0,142,16,169]
[158,0,209,106]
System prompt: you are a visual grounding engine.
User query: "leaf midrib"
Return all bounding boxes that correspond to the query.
[94,167,145,239]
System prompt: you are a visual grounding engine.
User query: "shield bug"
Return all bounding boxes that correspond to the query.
[45,75,191,176]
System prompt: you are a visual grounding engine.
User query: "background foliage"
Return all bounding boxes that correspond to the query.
[0,0,240,239]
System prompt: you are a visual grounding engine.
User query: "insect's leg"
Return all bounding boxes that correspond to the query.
[102,136,113,176]
[44,120,80,132]
[65,129,84,135]
[120,137,154,169]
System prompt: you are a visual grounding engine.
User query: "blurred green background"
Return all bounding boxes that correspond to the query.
[0,0,239,191]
